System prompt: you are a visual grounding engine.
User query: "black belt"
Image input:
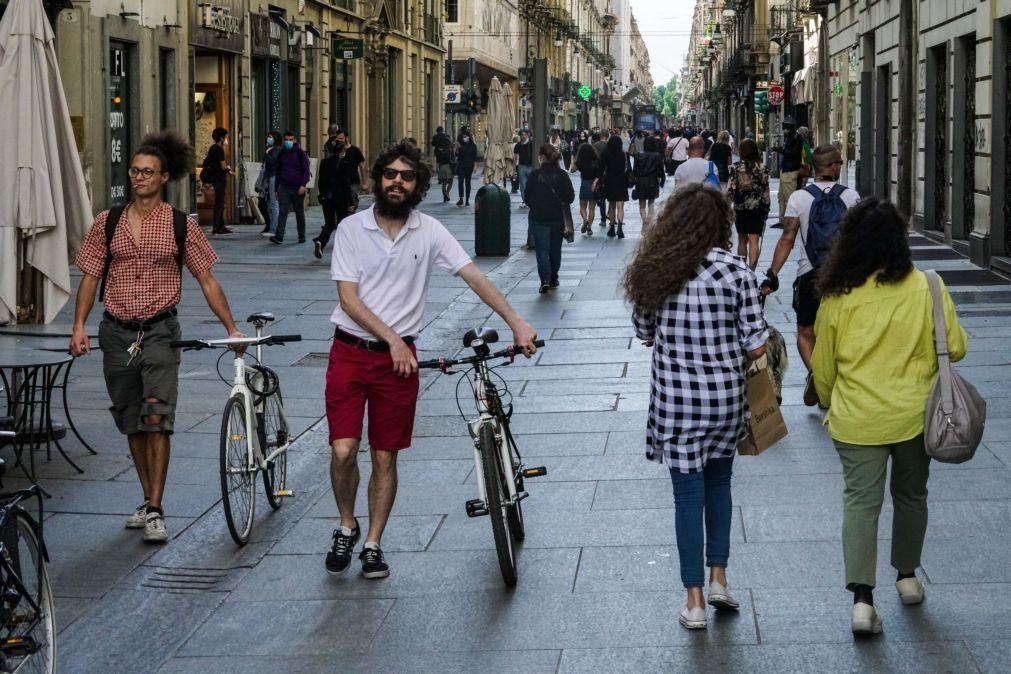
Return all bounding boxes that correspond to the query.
[333,327,414,352]
[103,308,178,332]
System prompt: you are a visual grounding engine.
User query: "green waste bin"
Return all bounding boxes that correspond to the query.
[474,183,511,256]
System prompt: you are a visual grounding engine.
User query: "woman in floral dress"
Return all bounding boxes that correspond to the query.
[727,138,771,270]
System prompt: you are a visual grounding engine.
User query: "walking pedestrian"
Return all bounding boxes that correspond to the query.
[572,136,600,235]
[324,141,539,579]
[797,126,813,190]
[706,131,733,191]
[771,117,804,226]
[624,183,768,631]
[455,129,478,206]
[270,131,310,245]
[727,138,771,270]
[595,134,630,238]
[524,143,575,293]
[199,127,233,235]
[312,128,361,259]
[760,144,860,406]
[665,128,689,176]
[255,130,282,238]
[69,131,245,543]
[514,129,535,208]
[431,126,454,203]
[811,198,968,635]
[673,137,712,189]
[592,129,611,227]
[633,136,665,230]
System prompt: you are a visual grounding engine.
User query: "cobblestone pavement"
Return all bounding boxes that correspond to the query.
[11,172,1011,672]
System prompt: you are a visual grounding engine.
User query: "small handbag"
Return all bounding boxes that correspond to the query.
[923,270,985,463]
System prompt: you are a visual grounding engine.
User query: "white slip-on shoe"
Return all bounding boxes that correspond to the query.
[707,581,740,611]
[125,502,148,529]
[851,602,883,635]
[679,604,708,630]
[896,577,926,605]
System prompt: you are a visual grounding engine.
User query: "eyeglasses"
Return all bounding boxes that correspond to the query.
[382,168,418,182]
[128,167,162,179]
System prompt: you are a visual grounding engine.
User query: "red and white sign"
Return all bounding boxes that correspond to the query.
[768,85,785,106]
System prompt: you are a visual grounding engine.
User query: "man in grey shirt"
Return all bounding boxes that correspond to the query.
[673,137,712,189]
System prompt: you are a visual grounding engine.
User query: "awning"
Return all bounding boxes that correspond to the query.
[792,66,813,104]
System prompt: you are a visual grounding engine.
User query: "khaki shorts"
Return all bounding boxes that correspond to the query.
[99,316,181,435]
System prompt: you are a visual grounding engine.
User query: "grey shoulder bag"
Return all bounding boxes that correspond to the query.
[924,270,985,463]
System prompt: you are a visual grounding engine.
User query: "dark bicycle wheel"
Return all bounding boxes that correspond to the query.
[259,385,289,511]
[479,424,517,586]
[501,420,525,542]
[0,511,56,674]
[220,395,256,545]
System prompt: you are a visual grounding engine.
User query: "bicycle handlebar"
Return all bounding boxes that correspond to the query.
[417,339,545,371]
[171,334,302,350]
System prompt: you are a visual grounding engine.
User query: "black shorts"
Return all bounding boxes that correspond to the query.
[792,270,820,327]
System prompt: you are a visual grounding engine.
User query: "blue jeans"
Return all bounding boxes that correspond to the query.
[266,176,280,233]
[669,457,734,588]
[518,165,533,203]
[530,220,562,285]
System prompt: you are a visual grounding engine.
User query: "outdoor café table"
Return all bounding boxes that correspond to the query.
[0,348,79,483]
[0,324,100,456]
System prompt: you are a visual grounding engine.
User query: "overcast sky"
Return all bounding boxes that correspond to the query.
[629,0,694,89]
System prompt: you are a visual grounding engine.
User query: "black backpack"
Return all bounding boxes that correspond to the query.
[99,205,188,302]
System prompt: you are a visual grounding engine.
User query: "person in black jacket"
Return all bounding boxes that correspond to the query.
[524,144,575,293]
[594,135,629,238]
[311,143,359,259]
[634,136,666,230]
[455,129,478,206]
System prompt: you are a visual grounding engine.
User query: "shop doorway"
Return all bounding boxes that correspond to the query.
[194,53,233,226]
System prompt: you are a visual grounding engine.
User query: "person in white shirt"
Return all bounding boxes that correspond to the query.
[665,129,690,176]
[324,142,539,579]
[673,137,712,189]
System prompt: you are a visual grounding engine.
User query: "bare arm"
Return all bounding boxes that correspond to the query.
[337,280,417,376]
[769,216,799,278]
[69,275,100,356]
[457,263,538,354]
[195,270,239,335]
[747,345,767,361]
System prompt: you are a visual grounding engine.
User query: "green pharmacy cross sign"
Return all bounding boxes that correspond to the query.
[578,84,592,100]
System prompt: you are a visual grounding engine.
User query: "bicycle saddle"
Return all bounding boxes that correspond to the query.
[463,327,498,348]
[246,312,275,324]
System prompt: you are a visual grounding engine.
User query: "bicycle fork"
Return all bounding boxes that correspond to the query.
[464,418,547,519]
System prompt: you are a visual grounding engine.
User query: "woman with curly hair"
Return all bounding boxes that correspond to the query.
[625,183,768,630]
[811,198,968,636]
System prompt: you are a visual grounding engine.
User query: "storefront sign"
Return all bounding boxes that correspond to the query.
[578,84,592,100]
[269,20,287,60]
[201,6,241,34]
[189,0,244,53]
[109,44,130,206]
[334,38,364,60]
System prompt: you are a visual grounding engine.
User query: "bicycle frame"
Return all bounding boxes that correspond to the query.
[468,360,520,510]
[0,487,47,649]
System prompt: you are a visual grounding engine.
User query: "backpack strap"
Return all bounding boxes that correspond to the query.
[99,205,126,303]
[172,207,187,270]
[804,183,824,200]
[707,161,715,177]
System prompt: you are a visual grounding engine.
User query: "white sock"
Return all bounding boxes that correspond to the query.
[363,541,380,551]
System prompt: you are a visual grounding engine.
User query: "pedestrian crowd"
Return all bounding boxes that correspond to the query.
[67,115,974,642]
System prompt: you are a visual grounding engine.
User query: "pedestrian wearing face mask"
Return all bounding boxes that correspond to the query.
[270,131,311,245]
[255,130,282,237]
[200,127,233,235]
[455,129,478,206]
[312,127,365,259]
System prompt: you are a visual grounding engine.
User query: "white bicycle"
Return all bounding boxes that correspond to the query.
[172,313,301,545]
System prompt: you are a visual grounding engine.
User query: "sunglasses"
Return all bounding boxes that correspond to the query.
[382,168,417,182]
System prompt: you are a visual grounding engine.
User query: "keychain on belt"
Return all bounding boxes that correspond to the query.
[126,330,145,366]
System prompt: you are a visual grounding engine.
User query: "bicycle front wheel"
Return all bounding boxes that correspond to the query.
[501,419,525,542]
[479,424,517,586]
[260,387,289,511]
[220,395,256,545]
[0,511,56,674]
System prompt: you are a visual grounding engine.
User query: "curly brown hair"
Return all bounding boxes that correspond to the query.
[623,183,733,310]
[816,197,912,297]
[370,141,433,205]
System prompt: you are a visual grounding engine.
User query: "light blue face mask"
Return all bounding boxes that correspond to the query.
[283,140,294,150]
[266,137,274,146]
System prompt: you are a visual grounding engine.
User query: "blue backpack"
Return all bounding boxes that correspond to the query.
[801,184,848,268]
[703,161,722,189]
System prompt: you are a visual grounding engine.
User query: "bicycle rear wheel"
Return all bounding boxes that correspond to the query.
[260,387,289,511]
[479,424,516,586]
[0,511,55,674]
[220,395,256,545]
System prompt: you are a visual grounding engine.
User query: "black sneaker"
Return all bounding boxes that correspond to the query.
[538,283,550,294]
[298,237,306,244]
[325,519,360,575]
[269,235,283,245]
[313,240,323,259]
[549,279,560,288]
[359,545,390,579]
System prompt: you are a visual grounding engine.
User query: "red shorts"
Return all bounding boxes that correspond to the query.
[325,339,420,451]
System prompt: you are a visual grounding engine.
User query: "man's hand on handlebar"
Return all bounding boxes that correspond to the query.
[228,330,249,354]
[510,320,539,357]
[390,337,418,378]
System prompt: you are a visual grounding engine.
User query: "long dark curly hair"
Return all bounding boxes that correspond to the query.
[816,197,913,297]
[623,183,733,310]
[370,141,433,206]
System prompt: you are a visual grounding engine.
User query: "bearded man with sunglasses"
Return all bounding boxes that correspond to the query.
[324,142,539,579]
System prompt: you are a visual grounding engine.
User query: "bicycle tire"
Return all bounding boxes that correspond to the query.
[220,395,256,545]
[260,386,289,511]
[0,511,56,674]
[501,419,525,542]
[479,424,517,586]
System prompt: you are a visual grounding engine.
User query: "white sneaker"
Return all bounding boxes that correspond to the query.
[125,502,148,529]
[143,512,168,544]
[260,231,274,238]
[851,602,883,635]
[679,604,708,630]
[707,581,740,611]
[896,577,925,605]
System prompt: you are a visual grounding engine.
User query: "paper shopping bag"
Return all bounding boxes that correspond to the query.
[738,364,789,456]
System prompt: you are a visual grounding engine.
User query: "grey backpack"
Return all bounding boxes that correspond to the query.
[924,271,985,463]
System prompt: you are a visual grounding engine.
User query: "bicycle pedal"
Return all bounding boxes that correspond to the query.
[522,466,548,478]
[465,499,489,518]
[0,635,38,657]
[273,489,293,497]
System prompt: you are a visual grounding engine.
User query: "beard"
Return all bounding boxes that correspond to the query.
[374,184,421,219]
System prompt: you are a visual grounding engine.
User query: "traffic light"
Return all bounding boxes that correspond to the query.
[467,94,479,112]
[754,90,768,114]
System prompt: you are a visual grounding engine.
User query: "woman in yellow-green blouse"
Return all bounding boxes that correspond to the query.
[812,198,968,637]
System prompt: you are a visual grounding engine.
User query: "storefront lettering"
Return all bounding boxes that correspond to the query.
[110,138,122,164]
[269,21,282,58]
[110,184,125,200]
[201,6,242,35]
[110,111,125,129]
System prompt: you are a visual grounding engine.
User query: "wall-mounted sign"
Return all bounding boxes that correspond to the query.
[444,84,463,104]
[201,5,242,35]
[334,38,364,60]
[578,84,592,100]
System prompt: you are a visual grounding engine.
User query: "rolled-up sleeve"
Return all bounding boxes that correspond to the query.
[737,271,768,352]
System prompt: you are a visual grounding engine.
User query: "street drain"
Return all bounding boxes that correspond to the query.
[294,353,330,367]
[141,568,232,594]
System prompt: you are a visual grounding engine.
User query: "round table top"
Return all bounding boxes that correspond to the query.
[0,348,74,369]
[0,324,98,339]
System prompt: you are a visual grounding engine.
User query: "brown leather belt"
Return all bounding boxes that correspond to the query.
[333,327,414,352]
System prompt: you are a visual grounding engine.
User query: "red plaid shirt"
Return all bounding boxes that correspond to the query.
[76,202,219,321]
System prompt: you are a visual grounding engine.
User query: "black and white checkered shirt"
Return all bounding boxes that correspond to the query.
[633,248,768,473]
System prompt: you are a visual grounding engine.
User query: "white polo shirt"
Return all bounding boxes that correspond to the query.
[330,205,472,339]
[666,136,689,161]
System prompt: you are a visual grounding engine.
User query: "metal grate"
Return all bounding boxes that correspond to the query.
[141,568,232,594]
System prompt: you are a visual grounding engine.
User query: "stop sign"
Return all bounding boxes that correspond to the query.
[768,85,785,106]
